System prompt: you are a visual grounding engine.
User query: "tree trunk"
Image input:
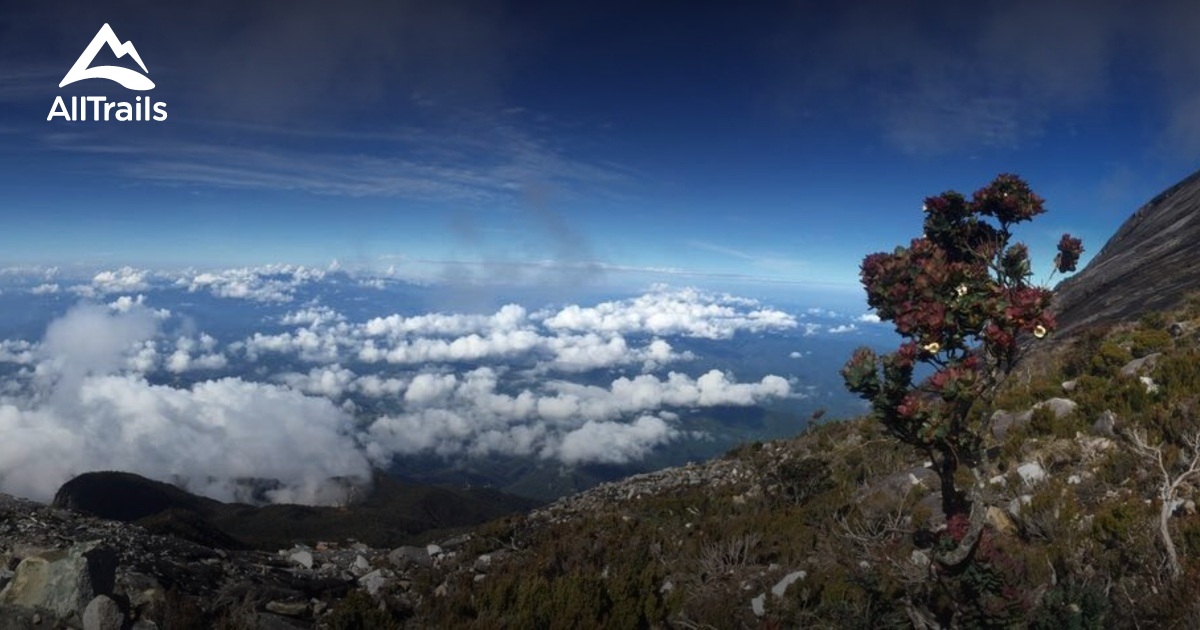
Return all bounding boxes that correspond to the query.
[1161,498,1181,578]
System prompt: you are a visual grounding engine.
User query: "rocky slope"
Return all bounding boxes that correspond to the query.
[1053,168,1200,337]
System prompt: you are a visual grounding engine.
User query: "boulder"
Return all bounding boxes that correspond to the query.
[359,570,388,596]
[0,542,116,620]
[1092,410,1118,437]
[288,549,313,570]
[992,409,1033,440]
[1017,463,1046,485]
[1036,398,1078,418]
[388,546,431,569]
[993,399,1077,440]
[986,506,1017,535]
[82,595,123,630]
[1120,353,1161,378]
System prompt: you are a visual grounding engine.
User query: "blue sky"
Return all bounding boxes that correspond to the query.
[2,0,1198,292]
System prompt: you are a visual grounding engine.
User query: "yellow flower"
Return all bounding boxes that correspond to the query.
[1033,325,1047,339]
[923,341,940,354]
[955,284,968,298]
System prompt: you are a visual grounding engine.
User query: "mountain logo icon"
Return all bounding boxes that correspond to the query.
[59,23,155,91]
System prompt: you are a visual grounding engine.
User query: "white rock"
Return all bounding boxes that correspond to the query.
[358,570,387,596]
[426,544,443,556]
[83,595,124,630]
[751,593,766,617]
[353,555,370,571]
[771,571,806,598]
[1017,462,1046,485]
[289,550,314,570]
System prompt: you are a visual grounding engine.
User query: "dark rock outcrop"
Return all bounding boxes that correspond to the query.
[1054,168,1200,337]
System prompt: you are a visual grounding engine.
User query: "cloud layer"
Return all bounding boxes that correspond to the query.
[0,281,815,506]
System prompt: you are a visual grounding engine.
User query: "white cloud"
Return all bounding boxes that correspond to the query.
[542,285,796,339]
[827,324,857,334]
[361,368,791,465]
[281,305,347,327]
[857,313,882,323]
[181,264,326,302]
[0,306,368,505]
[555,415,679,465]
[0,340,35,364]
[165,335,228,373]
[30,283,59,295]
[90,267,150,294]
[363,304,528,337]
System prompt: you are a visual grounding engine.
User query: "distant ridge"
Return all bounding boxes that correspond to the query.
[51,470,540,550]
[1053,168,1200,337]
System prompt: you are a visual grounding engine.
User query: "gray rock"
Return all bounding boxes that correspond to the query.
[353,555,370,572]
[1120,353,1161,378]
[82,595,123,630]
[359,570,388,596]
[991,409,1033,440]
[425,544,443,557]
[1035,398,1078,418]
[0,541,116,620]
[771,570,806,598]
[388,546,431,569]
[992,399,1077,440]
[1093,410,1118,437]
[1170,322,1187,337]
[751,593,766,617]
[1062,380,1078,392]
[288,550,314,570]
[1018,462,1046,485]
[439,534,472,549]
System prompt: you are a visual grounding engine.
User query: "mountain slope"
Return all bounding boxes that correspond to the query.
[1053,168,1200,336]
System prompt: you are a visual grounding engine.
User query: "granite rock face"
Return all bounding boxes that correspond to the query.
[1054,169,1200,337]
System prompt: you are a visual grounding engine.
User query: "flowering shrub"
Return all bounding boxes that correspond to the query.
[842,174,1082,521]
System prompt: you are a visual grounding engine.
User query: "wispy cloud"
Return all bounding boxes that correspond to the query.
[689,240,809,273]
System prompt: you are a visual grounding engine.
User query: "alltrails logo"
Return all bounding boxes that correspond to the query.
[48,23,167,122]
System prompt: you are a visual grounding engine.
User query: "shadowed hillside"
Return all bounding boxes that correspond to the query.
[52,470,540,550]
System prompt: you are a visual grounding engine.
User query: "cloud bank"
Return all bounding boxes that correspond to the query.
[0,282,808,506]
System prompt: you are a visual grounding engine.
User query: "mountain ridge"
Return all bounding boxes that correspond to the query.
[1053,167,1200,337]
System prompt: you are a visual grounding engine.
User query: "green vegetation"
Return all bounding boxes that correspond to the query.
[373,182,1200,626]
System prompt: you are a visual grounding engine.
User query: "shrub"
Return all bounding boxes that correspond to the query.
[841,174,1081,562]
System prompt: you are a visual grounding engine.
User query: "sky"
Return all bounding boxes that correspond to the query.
[2,0,1198,293]
[5,0,1198,505]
